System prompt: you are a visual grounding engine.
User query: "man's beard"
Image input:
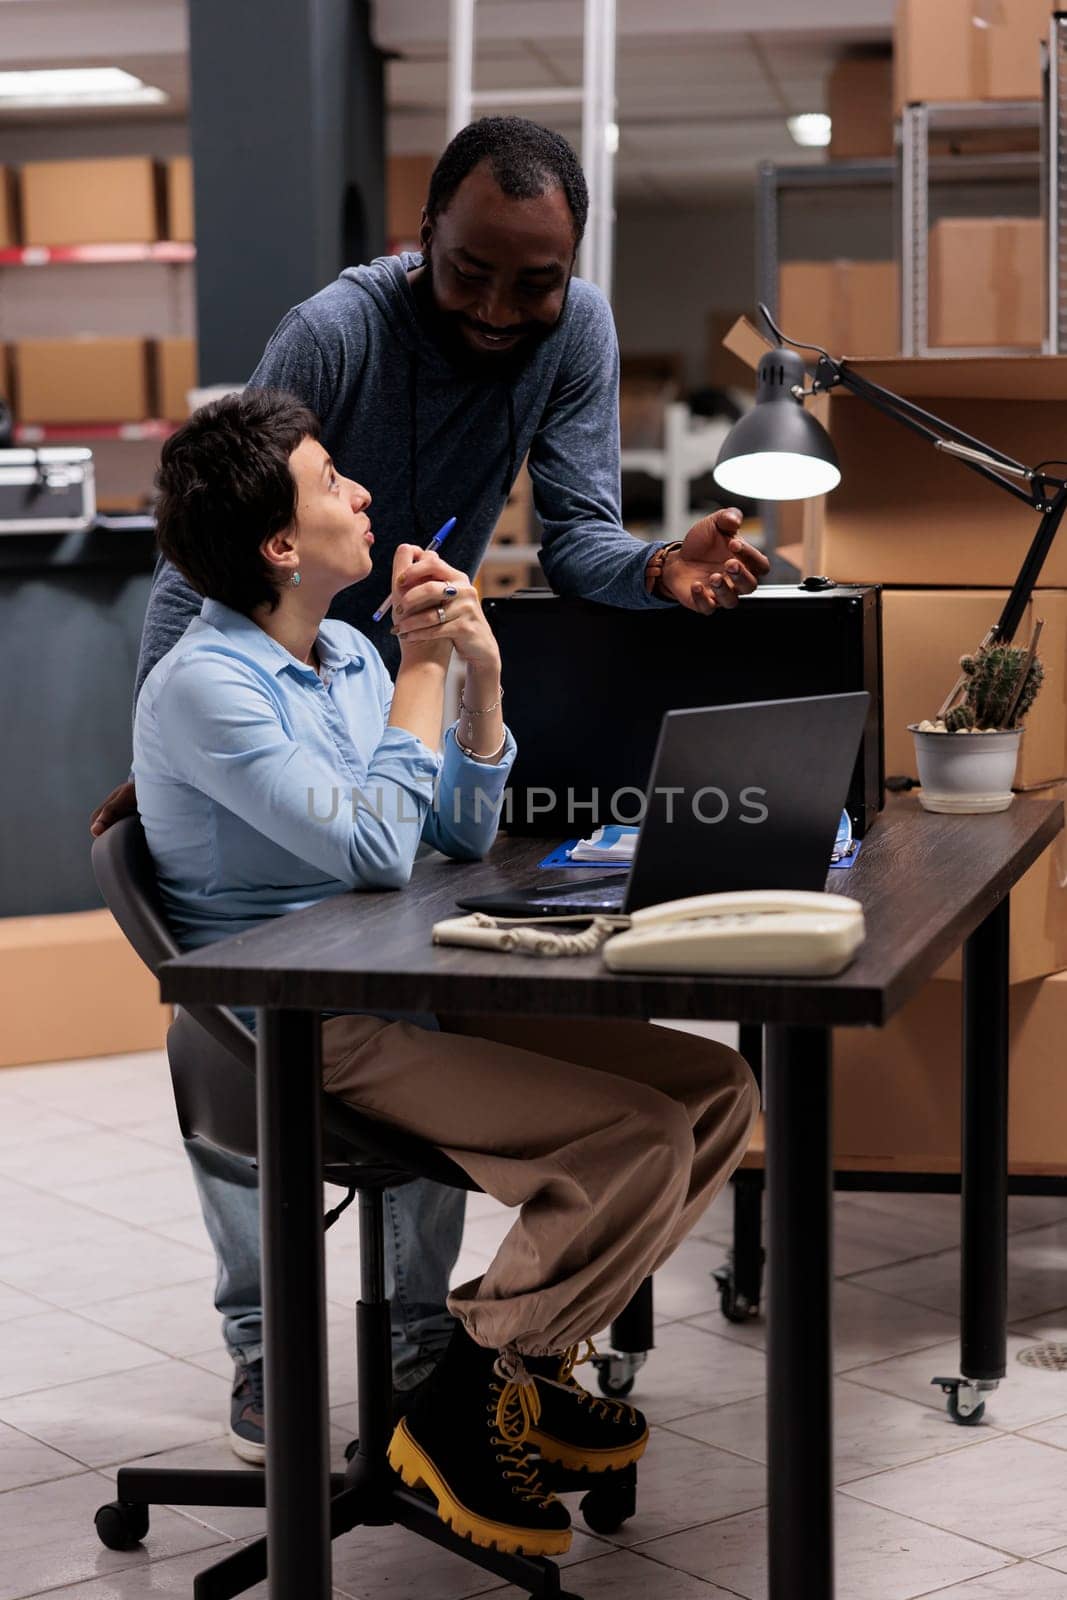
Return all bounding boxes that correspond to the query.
[413,243,566,380]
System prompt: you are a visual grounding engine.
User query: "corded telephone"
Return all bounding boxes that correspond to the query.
[601,890,865,977]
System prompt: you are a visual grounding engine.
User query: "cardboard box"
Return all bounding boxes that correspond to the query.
[929,218,1043,350]
[492,500,530,545]
[882,589,1067,789]
[167,155,194,242]
[13,337,152,424]
[779,261,899,359]
[929,784,1067,984]
[21,158,162,247]
[507,460,532,506]
[828,55,894,160]
[797,353,1067,587]
[833,966,1067,1176]
[895,0,1053,109]
[707,311,758,392]
[156,336,197,420]
[0,910,170,1068]
[0,166,17,248]
[387,153,435,250]
[479,560,533,599]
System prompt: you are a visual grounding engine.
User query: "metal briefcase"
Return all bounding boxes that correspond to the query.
[483,582,884,838]
[0,448,96,534]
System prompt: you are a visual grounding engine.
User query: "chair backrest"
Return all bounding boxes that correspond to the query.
[92,815,477,1192]
[91,816,257,1070]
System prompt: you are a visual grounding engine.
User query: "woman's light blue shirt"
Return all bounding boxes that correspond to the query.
[132,597,516,957]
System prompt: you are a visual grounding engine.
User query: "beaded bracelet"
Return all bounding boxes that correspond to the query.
[459,688,504,717]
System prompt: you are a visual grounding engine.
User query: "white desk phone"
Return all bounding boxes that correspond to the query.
[601,890,865,977]
[433,890,865,977]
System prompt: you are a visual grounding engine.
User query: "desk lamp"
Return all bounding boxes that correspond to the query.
[714,306,1067,673]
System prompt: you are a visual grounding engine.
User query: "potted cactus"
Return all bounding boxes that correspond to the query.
[909,623,1045,814]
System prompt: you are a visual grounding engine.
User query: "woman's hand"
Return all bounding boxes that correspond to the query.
[389,545,500,673]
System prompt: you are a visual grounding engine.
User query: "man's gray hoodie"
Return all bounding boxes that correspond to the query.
[135,252,671,696]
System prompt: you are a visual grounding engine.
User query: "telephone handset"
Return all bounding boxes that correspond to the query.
[602,890,865,977]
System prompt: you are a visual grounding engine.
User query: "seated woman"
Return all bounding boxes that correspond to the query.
[133,387,759,1559]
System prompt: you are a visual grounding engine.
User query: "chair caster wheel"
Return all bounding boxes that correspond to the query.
[712,1264,759,1324]
[932,1376,989,1427]
[592,1349,645,1399]
[95,1500,149,1550]
[947,1392,985,1426]
[580,1479,636,1535]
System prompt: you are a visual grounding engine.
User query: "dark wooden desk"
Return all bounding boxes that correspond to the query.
[160,793,1063,1600]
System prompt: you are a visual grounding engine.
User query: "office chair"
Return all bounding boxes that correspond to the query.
[90,816,638,1600]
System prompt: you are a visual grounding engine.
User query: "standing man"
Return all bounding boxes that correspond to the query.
[91,116,768,1462]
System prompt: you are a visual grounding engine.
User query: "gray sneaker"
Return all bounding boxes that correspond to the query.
[229,1360,265,1465]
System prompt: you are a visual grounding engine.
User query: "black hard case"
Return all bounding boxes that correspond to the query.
[482,583,884,838]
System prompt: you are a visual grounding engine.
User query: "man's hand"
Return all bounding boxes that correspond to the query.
[89,780,137,837]
[656,508,770,615]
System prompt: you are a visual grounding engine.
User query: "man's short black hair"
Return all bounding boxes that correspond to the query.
[154,388,319,617]
[426,116,589,245]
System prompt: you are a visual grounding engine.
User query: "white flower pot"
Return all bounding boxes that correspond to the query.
[909,725,1023,814]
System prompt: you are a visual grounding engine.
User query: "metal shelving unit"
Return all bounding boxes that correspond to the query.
[756,158,897,324]
[1045,11,1067,351]
[899,100,1042,356]
[13,421,176,445]
[0,242,195,267]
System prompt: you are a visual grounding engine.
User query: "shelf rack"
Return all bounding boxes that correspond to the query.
[899,100,1042,356]
[0,242,195,268]
[1046,12,1067,351]
[13,421,177,445]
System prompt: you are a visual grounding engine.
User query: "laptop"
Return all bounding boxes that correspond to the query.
[456,692,870,918]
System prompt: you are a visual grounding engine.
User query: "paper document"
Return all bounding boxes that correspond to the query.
[566,825,639,864]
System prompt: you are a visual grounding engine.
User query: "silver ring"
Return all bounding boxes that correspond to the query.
[443,582,458,598]
[436,605,447,625]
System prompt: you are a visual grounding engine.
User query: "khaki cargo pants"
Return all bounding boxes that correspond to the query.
[321,1012,759,1356]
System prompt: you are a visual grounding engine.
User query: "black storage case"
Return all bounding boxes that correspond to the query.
[483,583,884,838]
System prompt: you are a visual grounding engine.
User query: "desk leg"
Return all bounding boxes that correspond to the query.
[257,1008,331,1598]
[764,1024,834,1600]
[953,897,1010,1422]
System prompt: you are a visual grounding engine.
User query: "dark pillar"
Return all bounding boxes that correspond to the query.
[187,0,385,384]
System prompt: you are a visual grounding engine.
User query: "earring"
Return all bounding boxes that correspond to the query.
[291,571,302,587]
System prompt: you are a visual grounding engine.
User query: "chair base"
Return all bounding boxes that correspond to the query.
[97,1447,638,1599]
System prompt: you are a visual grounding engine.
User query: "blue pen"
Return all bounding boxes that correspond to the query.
[372,516,458,623]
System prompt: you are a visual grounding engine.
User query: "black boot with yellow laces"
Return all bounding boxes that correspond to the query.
[524,1340,649,1473]
[387,1324,572,1557]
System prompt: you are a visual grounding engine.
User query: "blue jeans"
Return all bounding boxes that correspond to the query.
[184,1136,466,1388]
[182,1005,466,1390]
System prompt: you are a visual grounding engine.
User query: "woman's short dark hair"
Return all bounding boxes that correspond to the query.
[154,388,319,615]
[426,116,589,245]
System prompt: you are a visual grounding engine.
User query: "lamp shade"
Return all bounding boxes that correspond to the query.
[713,348,841,502]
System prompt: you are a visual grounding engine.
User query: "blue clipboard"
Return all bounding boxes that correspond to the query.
[537,811,862,871]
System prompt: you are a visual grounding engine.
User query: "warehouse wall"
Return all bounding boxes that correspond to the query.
[0,118,189,163]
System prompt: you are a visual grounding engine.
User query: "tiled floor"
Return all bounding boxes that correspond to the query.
[2,1041,1067,1599]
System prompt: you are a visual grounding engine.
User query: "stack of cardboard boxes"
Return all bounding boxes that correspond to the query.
[480,462,537,599]
[783,3,1050,362]
[0,156,198,428]
[800,347,1067,1177]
